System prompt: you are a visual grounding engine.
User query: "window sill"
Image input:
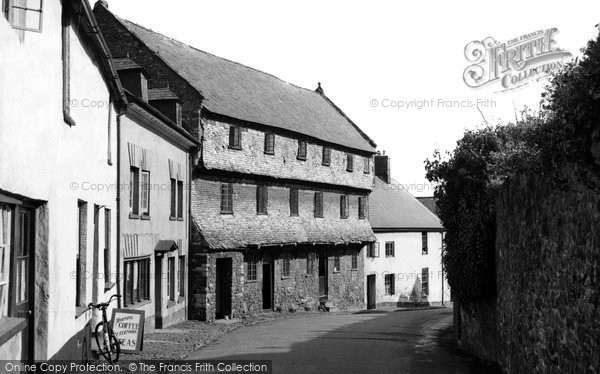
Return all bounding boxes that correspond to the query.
[264,151,275,155]
[290,214,299,217]
[64,110,76,127]
[104,282,116,292]
[167,300,176,308]
[228,146,242,151]
[351,268,358,271]
[178,296,186,304]
[75,306,88,319]
[296,157,307,161]
[129,213,140,219]
[314,215,323,218]
[257,212,268,216]
[140,215,150,221]
[281,276,290,280]
[0,317,27,347]
[322,163,330,167]
[333,270,340,274]
[169,216,177,221]
[124,300,151,309]
[220,211,234,215]
[177,217,184,221]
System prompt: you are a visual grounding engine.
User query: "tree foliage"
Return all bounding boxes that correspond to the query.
[426,31,600,302]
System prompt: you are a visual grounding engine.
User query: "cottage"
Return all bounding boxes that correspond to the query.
[365,155,450,308]
[94,2,378,320]
[0,0,126,360]
[114,59,198,329]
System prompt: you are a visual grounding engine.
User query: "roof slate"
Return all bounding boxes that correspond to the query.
[416,197,438,217]
[369,177,442,230]
[112,15,376,153]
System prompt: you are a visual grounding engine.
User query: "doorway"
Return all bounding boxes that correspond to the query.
[215,258,232,319]
[367,274,376,310]
[318,253,328,300]
[154,255,163,329]
[262,262,273,310]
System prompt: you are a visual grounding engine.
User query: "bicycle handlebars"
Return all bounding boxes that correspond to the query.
[88,294,121,310]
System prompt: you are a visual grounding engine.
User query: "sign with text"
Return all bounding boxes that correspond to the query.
[110,309,145,353]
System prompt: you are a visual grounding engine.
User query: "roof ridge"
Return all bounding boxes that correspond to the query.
[117,16,324,97]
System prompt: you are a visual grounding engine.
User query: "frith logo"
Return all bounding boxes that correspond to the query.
[463,28,573,92]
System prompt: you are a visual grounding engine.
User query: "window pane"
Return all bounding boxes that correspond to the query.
[177,181,184,218]
[141,172,149,213]
[171,179,177,217]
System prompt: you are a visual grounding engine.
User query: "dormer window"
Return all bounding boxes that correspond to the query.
[113,58,149,102]
[148,88,182,126]
[4,0,43,32]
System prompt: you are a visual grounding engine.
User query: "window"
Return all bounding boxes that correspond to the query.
[220,183,233,214]
[256,185,268,215]
[422,232,428,255]
[351,253,358,270]
[179,256,185,297]
[297,140,307,160]
[333,255,340,273]
[358,196,366,219]
[170,178,177,218]
[0,204,11,317]
[123,257,150,306]
[76,200,87,309]
[246,259,257,281]
[346,154,353,172]
[306,253,315,275]
[367,242,380,258]
[140,171,150,217]
[289,188,299,216]
[129,167,140,217]
[264,132,275,154]
[340,195,349,219]
[282,257,290,278]
[364,157,371,174]
[422,268,429,297]
[168,257,175,302]
[177,180,184,220]
[385,274,395,295]
[229,125,242,149]
[4,0,43,32]
[314,192,323,218]
[385,241,395,257]
[103,209,111,286]
[322,147,331,166]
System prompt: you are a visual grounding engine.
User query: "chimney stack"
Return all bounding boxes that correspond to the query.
[94,0,109,10]
[374,154,391,184]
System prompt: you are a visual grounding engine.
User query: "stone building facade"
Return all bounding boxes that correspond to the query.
[94,2,377,321]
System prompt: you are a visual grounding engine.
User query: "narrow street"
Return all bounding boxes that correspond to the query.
[188,308,499,374]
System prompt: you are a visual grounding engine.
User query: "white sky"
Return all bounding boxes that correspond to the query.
[99,0,600,196]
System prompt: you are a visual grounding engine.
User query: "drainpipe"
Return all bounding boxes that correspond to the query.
[440,231,444,306]
[116,111,125,309]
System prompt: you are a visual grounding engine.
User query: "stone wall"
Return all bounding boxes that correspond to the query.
[202,118,374,190]
[190,245,364,321]
[456,173,600,373]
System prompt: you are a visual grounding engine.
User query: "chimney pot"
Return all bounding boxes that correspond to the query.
[315,82,324,95]
[94,0,108,9]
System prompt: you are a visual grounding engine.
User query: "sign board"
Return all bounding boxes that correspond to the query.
[110,309,145,353]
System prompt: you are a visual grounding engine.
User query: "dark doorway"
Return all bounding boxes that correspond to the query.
[154,256,163,328]
[367,274,376,310]
[262,262,273,310]
[215,258,232,319]
[318,252,328,300]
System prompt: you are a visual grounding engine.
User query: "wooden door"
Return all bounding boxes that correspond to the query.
[154,256,163,329]
[262,263,273,310]
[318,253,328,300]
[367,274,376,310]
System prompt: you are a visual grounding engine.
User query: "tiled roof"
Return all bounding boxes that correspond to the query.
[112,15,376,153]
[112,57,142,71]
[148,87,180,101]
[416,197,438,217]
[369,177,442,230]
[192,214,376,250]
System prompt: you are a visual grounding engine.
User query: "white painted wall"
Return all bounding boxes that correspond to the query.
[0,3,118,359]
[363,231,450,307]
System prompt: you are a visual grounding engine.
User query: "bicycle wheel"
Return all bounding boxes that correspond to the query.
[95,322,121,363]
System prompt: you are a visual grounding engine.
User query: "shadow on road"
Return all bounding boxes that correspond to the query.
[193,309,501,374]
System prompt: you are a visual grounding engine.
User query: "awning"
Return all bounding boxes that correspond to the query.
[155,240,178,254]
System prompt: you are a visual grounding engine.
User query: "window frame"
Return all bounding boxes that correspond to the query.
[289,188,299,216]
[177,180,184,220]
[351,253,358,270]
[228,125,242,150]
[129,167,140,218]
[422,268,429,297]
[367,242,380,258]
[179,256,185,298]
[264,132,275,155]
[358,196,366,219]
[246,259,257,282]
[140,170,150,218]
[220,183,234,214]
[322,147,331,166]
[5,0,44,32]
[364,156,371,174]
[346,153,353,172]
[385,241,395,257]
[123,257,150,307]
[282,257,290,278]
[169,178,177,219]
[306,253,315,275]
[297,140,307,160]
[256,185,268,215]
[168,257,176,302]
[314,192,323,218]
[422,232,428,255]
[333,255,341,273]
[385,274,395,295]
[340,195,349,219]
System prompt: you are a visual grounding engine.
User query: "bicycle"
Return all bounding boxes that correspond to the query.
[89,294,121,363]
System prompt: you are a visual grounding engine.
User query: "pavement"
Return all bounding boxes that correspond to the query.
[188,308,500,374]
